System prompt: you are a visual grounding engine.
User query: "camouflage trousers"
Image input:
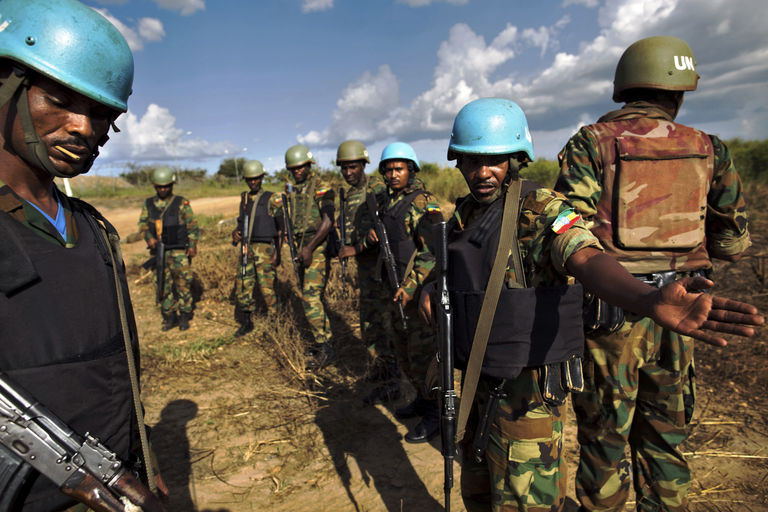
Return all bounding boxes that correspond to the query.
[385,287,435,399]
[297,243,330,344]
[155,249,194,315]
[235,242,277,314]
[572,315,695,512]
[357,252,397,365]
[461,369,566,512]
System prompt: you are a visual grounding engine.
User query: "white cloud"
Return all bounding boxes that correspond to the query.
[93,9,165,51]
[397,0,468,6]
[302,0,334,13]
[102,104,235,161]
[561,0,599,7]
[138,18,165,42]
[153,0,205,16]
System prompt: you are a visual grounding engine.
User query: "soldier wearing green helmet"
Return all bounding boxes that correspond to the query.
[231,160,282,336]
[138,166,200,331]
[556,36,754,511]
[334,141,397,392]
[416,97,762,512]
[281,144,336,367]
[0,0,168,508]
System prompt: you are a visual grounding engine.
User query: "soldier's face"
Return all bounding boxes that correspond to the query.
[289,163,310,183]
[155,184,173,199]
[340,161,365,187]
[457,153,509,203]
[383,160,409,192]
[245,176,263,192]
[11,73,117,177]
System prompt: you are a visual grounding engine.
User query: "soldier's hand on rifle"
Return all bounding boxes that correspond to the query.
[649,276,764,347]
[419,282,436,326]
[186,247,197,259]
[395,286,412,308]
[366,228,379,246]
[298,245,313,267]
[232,230,242,245]
[338,245,357,259]
[147,237,158,250]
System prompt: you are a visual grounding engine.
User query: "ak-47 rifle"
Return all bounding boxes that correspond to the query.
[281,193,303,288]
[365,193,407,329]
[0,372,164,512]
[435,221,456,511]
[338,188,347,293]
[241,199,250,283]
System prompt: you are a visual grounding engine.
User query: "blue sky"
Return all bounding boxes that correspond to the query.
[89,0,768,176]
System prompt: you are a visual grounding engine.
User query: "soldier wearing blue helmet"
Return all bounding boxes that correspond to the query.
[419,98,762,511]
[0,0,166,509]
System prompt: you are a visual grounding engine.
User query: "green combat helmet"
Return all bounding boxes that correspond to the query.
[151,166,175,186]
[336,140,370,164]
[243,160,265,178]
[613,36,699,102]
[285,144,315,169]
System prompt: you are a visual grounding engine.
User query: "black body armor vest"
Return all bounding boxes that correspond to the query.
[146,195,188,249]
[380,190,427,278]
[0,207,137,511]
[243,191,278,243]
[448,193,584,380]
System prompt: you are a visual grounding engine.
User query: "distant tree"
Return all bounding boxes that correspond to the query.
[522,158,559,188]
[216,157,248,179]
[726,138,768,182]
[119,163,154,185]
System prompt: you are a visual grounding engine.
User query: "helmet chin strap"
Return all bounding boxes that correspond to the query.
[0,67,106,179]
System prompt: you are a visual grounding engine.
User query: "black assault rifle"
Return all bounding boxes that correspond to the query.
[338,188,347,293]
[435,221,456,511]
[241,203,250,283]
[281,193,303,288]
[0,372,164,512]
[141,227,165,304]
[365,193,407,329]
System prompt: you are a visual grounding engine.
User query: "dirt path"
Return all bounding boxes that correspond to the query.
[108,197,768,512]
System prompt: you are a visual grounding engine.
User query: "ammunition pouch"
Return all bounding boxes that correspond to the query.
[582,290,625,335]
[539,355,584,407]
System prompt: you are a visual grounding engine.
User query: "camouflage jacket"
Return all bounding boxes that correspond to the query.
[340,174,386,249]
[452,186,601,288]
[0,181,80,246]
[138,193,200,250]
[284,172,335,244]
[383,179,443,296]
[556,102,750,273]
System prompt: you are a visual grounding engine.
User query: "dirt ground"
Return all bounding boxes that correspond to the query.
[98,193,768,512]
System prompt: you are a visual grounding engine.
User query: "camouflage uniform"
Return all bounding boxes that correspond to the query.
[234,189,282,314]
[454,187,601,512]
[341,175,394,362]
[138,194,200,316]
[284,172,335,344]
[378,179,442,399]
[555,102,751,511]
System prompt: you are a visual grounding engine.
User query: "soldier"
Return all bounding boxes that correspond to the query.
[282,144,335,366]
[138,166,200,331]
[0,0,167,508]
[367,142,443,442]
[231,160,281,337]
[335,140,399,398]
[418,97,761,511]
[555,36,753,511]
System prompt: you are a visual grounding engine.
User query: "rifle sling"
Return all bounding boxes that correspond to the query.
[455,177,524,443]
[245,190,265,244]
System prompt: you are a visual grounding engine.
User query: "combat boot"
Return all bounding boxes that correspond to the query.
[161,312,177,331]
[234,310,254,338]
[404,398,440,444]
[306,343,334,369]
[178,312,192,331]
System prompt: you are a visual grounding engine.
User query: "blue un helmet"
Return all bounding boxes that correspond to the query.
[0,0,134,177]
[447,98,534,161]
[378,142,420,175]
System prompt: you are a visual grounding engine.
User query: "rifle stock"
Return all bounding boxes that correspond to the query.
[281,193,303,288]
[0,372,164,512]
[155,240,165,304]
[435,221,456,511]
[365,193,407,328]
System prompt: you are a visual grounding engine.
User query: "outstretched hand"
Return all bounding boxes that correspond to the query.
[650,276,764,346]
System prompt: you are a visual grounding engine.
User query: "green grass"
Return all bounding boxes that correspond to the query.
[146,334,236,363]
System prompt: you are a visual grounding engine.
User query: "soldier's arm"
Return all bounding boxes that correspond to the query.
[180,200,199,250]
[706,135,751,261]
[554,127,603,220]
[137,202,156,246]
